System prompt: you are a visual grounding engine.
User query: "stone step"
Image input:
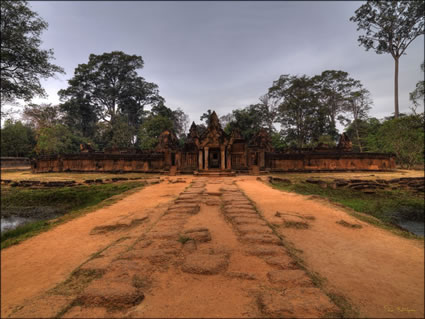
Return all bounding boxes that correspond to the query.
[194,170,236,177]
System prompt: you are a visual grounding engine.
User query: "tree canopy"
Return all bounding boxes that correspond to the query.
[59,51,163,128]
[0,0,64,104]
[58,51,167,147]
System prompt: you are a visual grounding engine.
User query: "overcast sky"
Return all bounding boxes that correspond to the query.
[11,1,425,128]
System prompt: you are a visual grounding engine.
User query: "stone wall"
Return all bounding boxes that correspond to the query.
[1,157,31,169]
[32,153,165,173]
[266,152,396,172]
[31,151,395,174]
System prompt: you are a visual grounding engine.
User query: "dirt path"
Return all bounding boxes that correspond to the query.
[237,177,424,318]
[1,178,190,318]
[4,177,340,318]
[2,176,423,318]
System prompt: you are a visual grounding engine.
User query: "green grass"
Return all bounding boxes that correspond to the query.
[1,170,157,183]
[269,180,424,239]
[1,182,145,249]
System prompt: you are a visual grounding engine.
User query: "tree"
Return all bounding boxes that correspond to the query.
[60,97,98,140]
[107,116,136,149]
[350,1,425,118]
[35,124,88,155]
[225,104,270,142]
[268,75,329,148]
[151,102,189,138]
[338,84,372,152]
[58,51,163,140]
[200,109,213,126]
[374,114,424,168]
[138,115,174,150]
[311,70,358,140]
[22,103,62,130]
[410,62,424,108]
[0,0,64,104]
[0,119,36,157]
[270,131,287,151]
[257,94,278,132]
[345,117,381,152]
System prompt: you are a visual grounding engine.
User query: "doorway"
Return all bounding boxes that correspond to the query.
[209,148,220,169]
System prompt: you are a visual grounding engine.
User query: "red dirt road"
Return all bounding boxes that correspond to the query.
[1,176,424,318]
[238,177,424,318]
[1,179,190,318]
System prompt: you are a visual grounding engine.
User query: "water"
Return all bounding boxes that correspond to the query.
[1,216,34,232]
[398,221,424,237]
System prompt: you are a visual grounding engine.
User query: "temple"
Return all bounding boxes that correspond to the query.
[32,111,396,174]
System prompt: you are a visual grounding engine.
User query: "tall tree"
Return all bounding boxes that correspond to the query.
[338,84,372,152]
[58,51,163,142]
[0,0,64,104]
[350,0,424,118]
[268,75,329,148]
[311,70,358,139]
[172,107,189,138]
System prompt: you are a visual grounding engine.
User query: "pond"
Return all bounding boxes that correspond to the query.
[397,220,424,237]
[1,216,36,232]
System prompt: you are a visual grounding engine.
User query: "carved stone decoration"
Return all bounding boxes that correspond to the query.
[156,130,179,151]
[188,121,199,139]
[337,133,353,152]
[200,111,228,148]
[209,111,221,130]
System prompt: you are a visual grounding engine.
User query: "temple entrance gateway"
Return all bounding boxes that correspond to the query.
[208,148,220,169]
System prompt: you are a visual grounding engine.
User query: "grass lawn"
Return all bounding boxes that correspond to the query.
[1,181,146,249]
[269,171,424,239]
[0,169,158,183]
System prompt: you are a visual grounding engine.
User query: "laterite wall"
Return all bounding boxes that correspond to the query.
[32,153,166,173]
[266,152,396,172]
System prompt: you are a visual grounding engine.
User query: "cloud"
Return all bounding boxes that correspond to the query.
[5,1,423,128]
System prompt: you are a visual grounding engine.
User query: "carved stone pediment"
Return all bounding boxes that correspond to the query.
[200,111,228,147]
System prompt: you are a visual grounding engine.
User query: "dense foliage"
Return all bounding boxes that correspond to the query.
[0,120,36,157]
[345,114,424,168]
